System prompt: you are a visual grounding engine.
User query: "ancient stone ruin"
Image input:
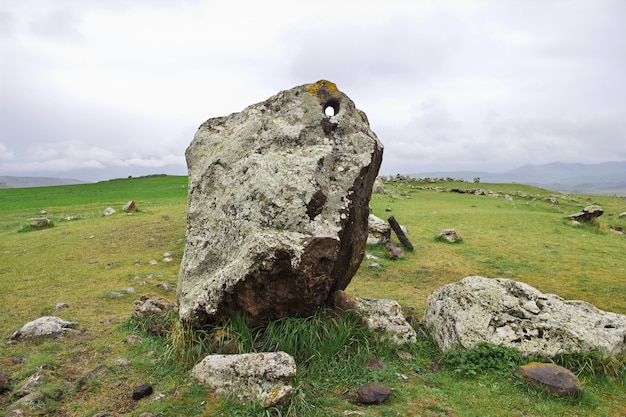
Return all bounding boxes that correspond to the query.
[178,80,383,326]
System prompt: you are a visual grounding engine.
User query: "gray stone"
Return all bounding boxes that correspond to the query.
[567,205,603,222]
[423,276,626,356]
[10,316,79,341]
[123,200,137,213]
[367,214,390,245]
[333,291,416,344]
[55,302,69,310]
[10,391,45,409]
[103,207,116,216]
[133,295,176,317]
[178,80,383,326]
[437,228,462,243]
[515,362,583,397]
[191,352,296,407]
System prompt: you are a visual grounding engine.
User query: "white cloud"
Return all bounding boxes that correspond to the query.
[0,0,624,180]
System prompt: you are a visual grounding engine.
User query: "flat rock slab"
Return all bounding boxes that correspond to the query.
[423,276,626,357]
[178,80,383,325]
[515,362,583,398]
[191,352,296,407]
[10,316,80,341]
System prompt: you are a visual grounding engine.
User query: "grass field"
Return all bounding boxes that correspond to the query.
[0,175,624,416]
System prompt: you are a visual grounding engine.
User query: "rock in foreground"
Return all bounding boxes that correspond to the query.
[191,352,296,407]
[178,80,383,325]
[423,276,626,356]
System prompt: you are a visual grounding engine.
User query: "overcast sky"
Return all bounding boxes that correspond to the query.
[1,0,625,181]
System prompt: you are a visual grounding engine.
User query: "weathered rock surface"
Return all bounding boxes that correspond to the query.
[191,352,296,407]
[367,214,390,245]
[437,228,462,243]
[567,205,603,222]
[10,316,80,341]
[133,294,176,317]
[178,80,383,325]
[423,276,626,356]
[515,362,583,397]
[123,200,137,213]
[333,291,416,344]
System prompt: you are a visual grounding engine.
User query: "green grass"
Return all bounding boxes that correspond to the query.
[1,176,625,416]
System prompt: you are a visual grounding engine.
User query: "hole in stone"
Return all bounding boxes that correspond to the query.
[323,99,340,117]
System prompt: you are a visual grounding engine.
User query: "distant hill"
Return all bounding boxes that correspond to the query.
[409,161,626,195]
[0,176,89,188]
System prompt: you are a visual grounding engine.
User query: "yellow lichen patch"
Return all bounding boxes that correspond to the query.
[306,80,341,103]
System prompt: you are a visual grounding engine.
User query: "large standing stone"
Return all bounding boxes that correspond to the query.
[423,276,626,357]
[178,80,383,325]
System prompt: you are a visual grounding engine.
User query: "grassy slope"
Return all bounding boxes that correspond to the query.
[0,176,624,416]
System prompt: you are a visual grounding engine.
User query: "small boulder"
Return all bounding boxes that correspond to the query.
[132,384,153,400]
[333,291,416,344]
[367,214,391,245]
[567,205,603,222]
[191,352,296,407]
[515,362,583,398]
[14,369,48,397]
[103,207,116,216]
[437,229,462,243]
[10,316,80,341]
[123,200,137,213]
[133,295,176,317]
[356,382,391,404]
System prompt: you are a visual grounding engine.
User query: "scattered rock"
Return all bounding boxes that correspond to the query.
[356,382,391,404]
[123,200,137,213]
[333,291,416,344]
[423,276,626,356]
[133,294,176,317]
[619,212,626,218]
[55,302,69,310]
[65,215,78,221]
[103,207,116,216]
[367,214,390,244]
[10,316,80,341]
[156,282,174,291]
[26,217,53,229]
[567,205,603,222]
[515,362,583,397]
[178,80,383,326]
[132,384,153,400]
[385,242,404,260]
[191,352,296,407]
[437,229,462,243]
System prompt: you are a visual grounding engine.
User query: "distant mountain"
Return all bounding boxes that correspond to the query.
[0,176,89,188]
[409,161,626,195]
